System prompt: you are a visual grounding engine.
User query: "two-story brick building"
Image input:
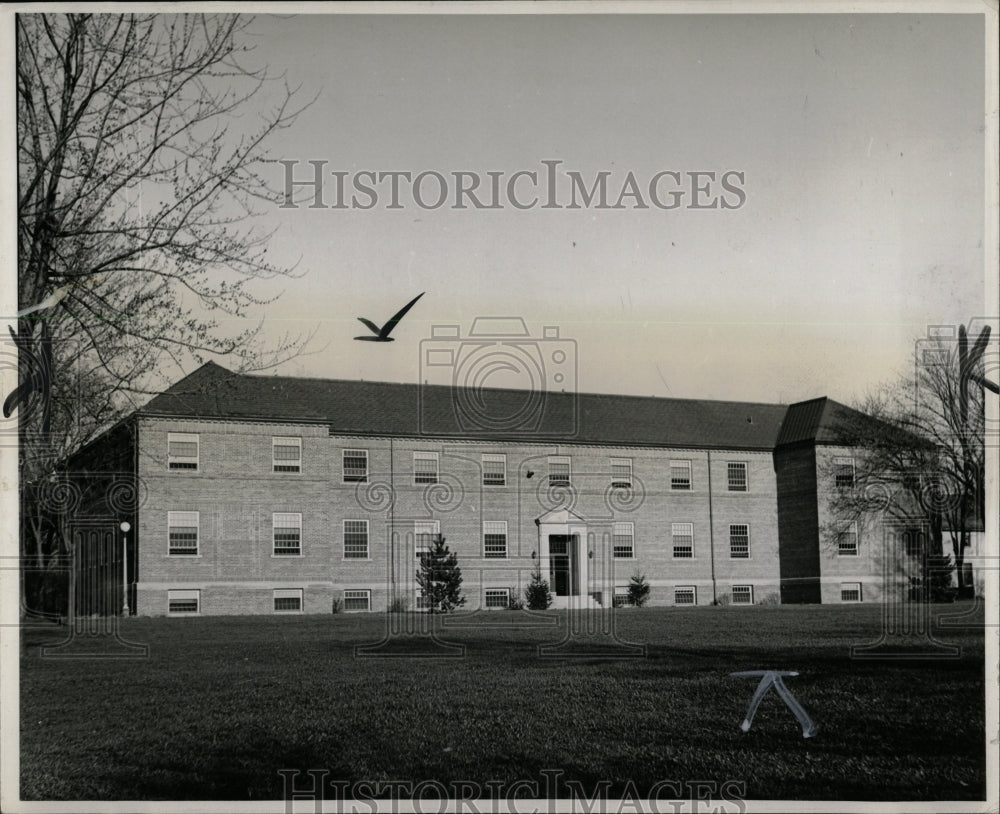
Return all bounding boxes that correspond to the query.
[62,362,918,616]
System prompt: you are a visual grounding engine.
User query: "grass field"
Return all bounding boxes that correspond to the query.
[19,603,986,803]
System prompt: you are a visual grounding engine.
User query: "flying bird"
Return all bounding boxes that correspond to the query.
[354,292,425,342]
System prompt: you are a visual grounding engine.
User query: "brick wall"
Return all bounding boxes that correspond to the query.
[135,418,783,614]
[774,443,821,603]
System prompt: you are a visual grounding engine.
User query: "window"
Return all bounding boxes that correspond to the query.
[485,588,510,609]
[840,583,862,603]
[343,589,371,611]
[414,520,440,549]
[670,460,691,490]
[482,454,506,487]
[837,524,858,556]
[903,530,923,557]
[273,513,302,556]
[834,456,855,489]
[613,522,634,559]
[273,437,301,472]
[168,511,199,556]
[167,589,200,614]
[613,587,634,607]
[732,585,754,605]
[727,462,748,492]
[273,589,303,613]
[344,520,369,559]
[167,433,199,470]
[611,458,632,489]
[674,586,696,605]
[483,521,508,558]
[343,449,368,483]
[672,523,694,558]
[548,456,571,485]
[413,451,439,485]
[729,524,750,558]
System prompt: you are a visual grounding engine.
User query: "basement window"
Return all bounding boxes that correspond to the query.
[168,589,200,615]
[273,589,303,613]
[840,583,862,603]
[484,588,510,609]
[343,589,371,611]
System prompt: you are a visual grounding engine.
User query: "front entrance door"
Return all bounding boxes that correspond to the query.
[548,535,578,596]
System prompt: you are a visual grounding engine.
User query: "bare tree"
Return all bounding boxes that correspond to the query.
[824,326,988,597]
[12,13,314,613]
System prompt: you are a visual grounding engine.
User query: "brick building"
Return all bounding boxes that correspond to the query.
[63,362,917,616]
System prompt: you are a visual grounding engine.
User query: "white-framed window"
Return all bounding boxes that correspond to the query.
[672,523,694,559]
[413,451,439,485]
[670,459,691,490]
[674,586,697,605]
[343,449,368,483]
[834,456,855,489]
[272,437,301,473]
[732,585,754,605]
[167,433,199,470]
[168,511,199,556]
[273,588,303,613]
[483,521,508,558]
[343,589,371,611]
[611,458,633,489]
[168,589,200,614]
[344,520,369,559]
[841,583,862,603]
[414,520,440,550]
[482,454,506,487]
[838,524,859,556]
[612,522,634,559]
[272,513,302,556]
[548,456,571,485]
[729,524,750,558]
[484,588,510,609]
[727,462,748,492]
[613,586,634,607]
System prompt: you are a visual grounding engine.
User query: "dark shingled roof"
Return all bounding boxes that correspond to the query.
[775,397,861,446]
[775,396,931,449]
[141,361,792,450]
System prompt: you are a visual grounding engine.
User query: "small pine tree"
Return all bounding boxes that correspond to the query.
[627,571,651,607]
[416,535,466,613]
[908,552,957,603]
[926,552,957,603]
[524,564,553,610]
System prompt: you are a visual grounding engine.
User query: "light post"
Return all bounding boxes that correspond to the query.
[120,521,131,616]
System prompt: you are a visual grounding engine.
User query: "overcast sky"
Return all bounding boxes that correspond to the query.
[187,12,990,405]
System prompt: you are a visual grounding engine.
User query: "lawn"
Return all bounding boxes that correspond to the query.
[19,603,986,803]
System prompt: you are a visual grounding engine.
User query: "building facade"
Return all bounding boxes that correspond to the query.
[62,363,919,616]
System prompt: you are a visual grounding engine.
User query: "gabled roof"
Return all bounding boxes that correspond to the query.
[140,361,790,450]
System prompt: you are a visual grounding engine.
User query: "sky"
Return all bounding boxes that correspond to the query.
[161,11,992,405]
